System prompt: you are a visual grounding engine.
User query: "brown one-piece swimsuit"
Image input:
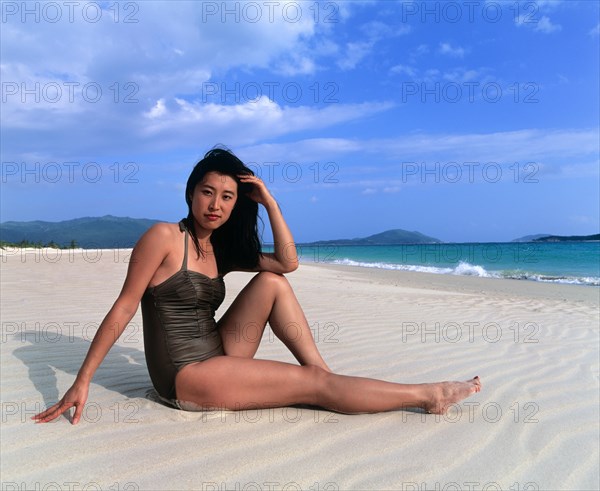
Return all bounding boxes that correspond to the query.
[141,221,225,404]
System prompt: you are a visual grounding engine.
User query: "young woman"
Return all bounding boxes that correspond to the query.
[34,148,481,424]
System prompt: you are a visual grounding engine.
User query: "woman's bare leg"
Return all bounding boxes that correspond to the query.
[175,357,481,414]
[218,272,330,370]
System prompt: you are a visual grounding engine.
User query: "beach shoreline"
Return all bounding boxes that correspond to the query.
[3,244,598,295]
[306,261,600,305]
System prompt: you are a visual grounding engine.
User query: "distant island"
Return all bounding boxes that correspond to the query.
[0,215,160,248]
[533,234,600,242]
[301,229,442,245]
[512,233,599,242]
[511,234,552,242]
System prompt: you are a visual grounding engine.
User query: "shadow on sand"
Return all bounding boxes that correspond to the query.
[12,331,158,418]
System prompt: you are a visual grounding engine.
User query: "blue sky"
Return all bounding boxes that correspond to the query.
[1,0,599,243]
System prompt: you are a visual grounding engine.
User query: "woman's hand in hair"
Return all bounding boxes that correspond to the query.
[239,174,298,273]
[238,174,276,208]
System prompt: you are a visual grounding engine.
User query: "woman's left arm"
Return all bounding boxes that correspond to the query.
[239,174,299,274]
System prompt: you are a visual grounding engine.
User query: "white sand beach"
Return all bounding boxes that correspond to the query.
[1,248,599,490]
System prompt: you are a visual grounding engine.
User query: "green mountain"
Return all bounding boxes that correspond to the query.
[302,229,441,245]
[512,234,552,242]
[513,233,599,242]
[533,234,600,242]
[0,215,160,248]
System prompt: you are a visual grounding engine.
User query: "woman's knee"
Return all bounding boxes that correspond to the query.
[253,271,290,291]
[254,270,285,282]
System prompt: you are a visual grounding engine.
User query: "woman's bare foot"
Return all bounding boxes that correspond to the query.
[423,376,482,414]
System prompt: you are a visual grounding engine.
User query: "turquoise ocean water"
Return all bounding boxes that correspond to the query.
[280,242,600,286]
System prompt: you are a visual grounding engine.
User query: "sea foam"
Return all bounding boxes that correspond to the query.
[330,258,599,286]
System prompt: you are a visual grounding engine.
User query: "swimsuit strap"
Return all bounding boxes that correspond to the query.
[178,220,189,271]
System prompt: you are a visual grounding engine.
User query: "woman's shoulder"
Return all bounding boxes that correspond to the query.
[136,221,183,247]
[148,221,183,235]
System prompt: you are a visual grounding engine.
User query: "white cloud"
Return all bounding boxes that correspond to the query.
[515,7,562,33]
[409,44,429,62]
[313,38,340,56]
[442,68,483,83]
[361,20,411,38]
[4,2,396,155]
[422,69,441,83]
[589,23,600,37]
[361,20,393,38]
[533,0,563,9]
[390,64,417,77]
[337,18,410,70]
[439,42,466,58]
[145,99,167,119]
[253,128,596,161]
[1,2,319,119]
[140,97,394,147]
[337,41,375,70]
[553,160,600,178]
[377,129,598,163]
[534,16,562,33]
[238,128,599,188]
[276,55,317,76]
[390,65,491,87]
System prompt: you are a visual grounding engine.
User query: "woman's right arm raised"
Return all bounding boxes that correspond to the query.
[33,223,173,424]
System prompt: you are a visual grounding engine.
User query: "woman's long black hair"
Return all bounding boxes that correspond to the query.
[183,147,262,274]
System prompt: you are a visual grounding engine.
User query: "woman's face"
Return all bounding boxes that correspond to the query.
[190,171,238,232]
